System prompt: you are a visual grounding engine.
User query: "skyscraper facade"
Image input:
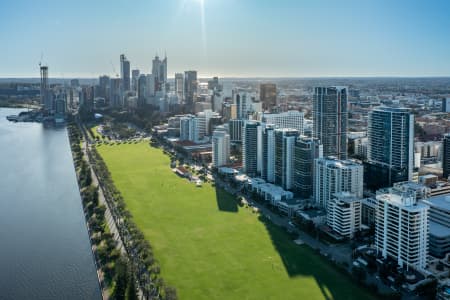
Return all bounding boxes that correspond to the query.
[174,73,184,102]
[152,55,167,92]
[366,107,414,190]
[137,74,147,107]
[294,137,323,199]
[260,83,277,111]
[262,124,276,183]
[228,119,244,143]
[131,69,140,92]
[313,86,348,159]
[120,54,131,91]
[274,128,299,190]
[109,78,122,107]
[145,74,155,102]
[40,65,52,111]
[184,70,198,112]
[442,98,450,113]
[98,75,110,100]
[243,121,260,177]
[443,134,450,180]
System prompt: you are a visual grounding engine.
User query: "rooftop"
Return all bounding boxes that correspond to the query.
[376,189,429,212]
[317,157,362,168]
[333,192,360,203]
[422,194,450,212]
[429,221,450,238]
[372,106,411,113]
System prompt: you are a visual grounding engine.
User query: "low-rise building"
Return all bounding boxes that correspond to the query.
[277,199,303,217]
[248,178,293,206]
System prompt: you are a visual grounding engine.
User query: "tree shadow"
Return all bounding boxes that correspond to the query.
[214,187,238,213]
[257,215,373,300]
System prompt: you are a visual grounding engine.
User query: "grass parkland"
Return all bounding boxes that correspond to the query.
[97,141,376,300]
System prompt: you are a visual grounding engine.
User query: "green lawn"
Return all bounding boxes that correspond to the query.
[98,142,376,300]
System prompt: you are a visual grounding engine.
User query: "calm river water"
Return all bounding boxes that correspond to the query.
[0,108,101,299]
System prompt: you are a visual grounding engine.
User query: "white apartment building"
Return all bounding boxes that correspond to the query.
[314,158,363,209]
[196,109,220,141]
[327,192,362,239]
[375,188,429,271]
[261,110,304,135]
[212,126,230,167]
[179,115,197,142]
[179,110,221,143]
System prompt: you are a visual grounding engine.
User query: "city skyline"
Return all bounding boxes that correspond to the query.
[1,0,450,78]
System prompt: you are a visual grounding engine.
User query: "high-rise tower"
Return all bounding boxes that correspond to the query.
[442,134,450,179]
[243,121,260,177]
[184,71,198,112]
[212,126,230,167]
[260,83,277,111]
[174,73,184,102]
[40,65,51,111]
[274,128,299,190]
[120,54,131,91]
[294,137,323,198]
[313,86,348,159]
[365,107,414,190]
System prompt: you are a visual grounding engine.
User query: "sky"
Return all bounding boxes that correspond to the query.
[0,0,450,78]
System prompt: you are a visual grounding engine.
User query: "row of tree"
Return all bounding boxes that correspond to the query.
[68,123,139,299]
[87,137,176,299]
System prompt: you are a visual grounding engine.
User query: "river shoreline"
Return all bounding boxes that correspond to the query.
[67,122,109,300]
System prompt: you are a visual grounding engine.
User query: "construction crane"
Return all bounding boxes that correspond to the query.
[39,52,43,67]
[110,60,119,78]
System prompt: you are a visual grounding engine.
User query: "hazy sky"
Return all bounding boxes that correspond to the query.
[1,0,450,78]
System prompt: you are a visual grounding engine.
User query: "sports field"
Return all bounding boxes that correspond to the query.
[97,142,376,300]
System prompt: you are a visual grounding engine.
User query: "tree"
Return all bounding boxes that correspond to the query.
[351,266,366,283]
[415,278,438,299]
[113,257,129,300]
[164,286,178,300]
[126,273,138,300]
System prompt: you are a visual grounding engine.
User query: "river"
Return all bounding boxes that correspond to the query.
[0,108,101,299]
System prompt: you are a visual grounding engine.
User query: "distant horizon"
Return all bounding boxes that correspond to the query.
[1,74,450,80]
[1,1,450,78]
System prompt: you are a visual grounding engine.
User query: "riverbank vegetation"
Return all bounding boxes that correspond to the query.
[0,98,39,108]
[71,118,176,300]
[68,122,141,300]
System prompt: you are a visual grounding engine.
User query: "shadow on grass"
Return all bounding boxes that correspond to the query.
[257,215,374,300]
[214,187,238,213]
[208,185,374,299]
